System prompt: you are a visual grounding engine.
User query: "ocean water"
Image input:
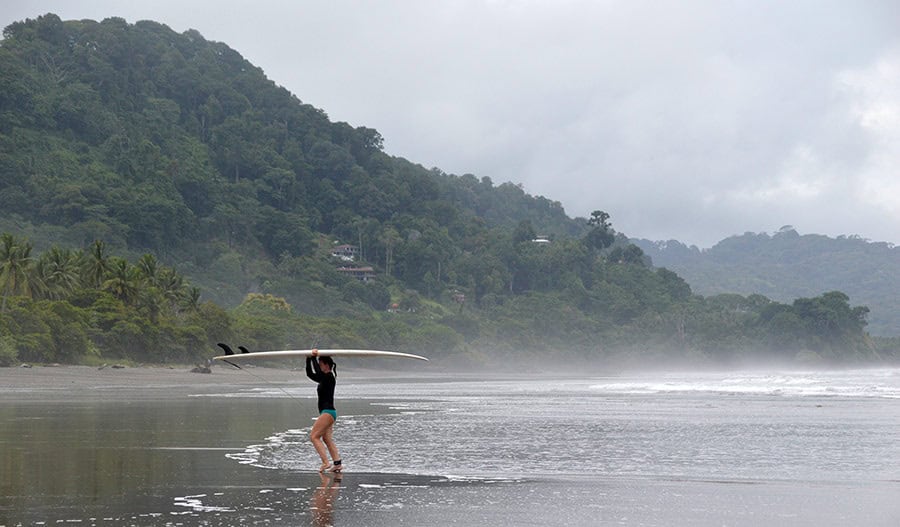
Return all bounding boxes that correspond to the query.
[230,369,900,482]
[2,368,899,526]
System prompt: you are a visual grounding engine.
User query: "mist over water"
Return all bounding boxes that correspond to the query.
[588,368,900,398]
[227,369,900,483]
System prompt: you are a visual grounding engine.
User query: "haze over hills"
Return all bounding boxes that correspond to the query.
[0,14,892,365]
[633,227,900,336]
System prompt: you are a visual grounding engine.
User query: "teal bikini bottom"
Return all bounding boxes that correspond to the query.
[321,409,337,420]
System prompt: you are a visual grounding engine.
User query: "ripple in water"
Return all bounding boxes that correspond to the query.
[227,370,900,483]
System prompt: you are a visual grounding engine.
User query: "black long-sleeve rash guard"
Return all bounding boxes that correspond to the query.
[306,356,336,412]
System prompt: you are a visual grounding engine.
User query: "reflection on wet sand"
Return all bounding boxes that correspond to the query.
[311,472,342,526]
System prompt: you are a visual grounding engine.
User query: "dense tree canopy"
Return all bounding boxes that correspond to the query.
[0,15,891,366]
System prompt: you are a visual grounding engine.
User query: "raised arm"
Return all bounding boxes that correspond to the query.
[306,355,321,382]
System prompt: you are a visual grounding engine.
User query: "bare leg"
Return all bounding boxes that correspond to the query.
[323,423,341,468]
[310,413,335,470]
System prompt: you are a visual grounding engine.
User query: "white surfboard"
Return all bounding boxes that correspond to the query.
[214,343,428,362]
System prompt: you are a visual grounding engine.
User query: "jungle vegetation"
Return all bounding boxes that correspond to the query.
[0,14,892,366]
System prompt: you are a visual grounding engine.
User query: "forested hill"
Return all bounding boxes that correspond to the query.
[0,14,890,366]
[0,13,582,287]
[632,227,900,336]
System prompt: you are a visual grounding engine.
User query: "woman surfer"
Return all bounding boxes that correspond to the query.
[306,349,343,472]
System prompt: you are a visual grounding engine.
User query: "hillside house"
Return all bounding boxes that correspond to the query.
[331,244,359,261]
[337,266,376,282]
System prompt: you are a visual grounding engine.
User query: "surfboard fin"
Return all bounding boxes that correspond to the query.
[238,346,251,354]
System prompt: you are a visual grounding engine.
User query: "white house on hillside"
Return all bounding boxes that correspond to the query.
[331,244,359,261]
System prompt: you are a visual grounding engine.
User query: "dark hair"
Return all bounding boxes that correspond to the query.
[318,356,337,376]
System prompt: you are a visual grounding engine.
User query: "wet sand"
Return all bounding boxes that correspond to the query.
[0,363,302,400]
[2,366,899,526]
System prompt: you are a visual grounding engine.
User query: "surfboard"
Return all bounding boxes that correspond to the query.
[214,343,428,362]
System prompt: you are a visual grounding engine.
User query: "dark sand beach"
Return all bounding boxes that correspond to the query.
[2,365,899,526]
[0,363,301,399]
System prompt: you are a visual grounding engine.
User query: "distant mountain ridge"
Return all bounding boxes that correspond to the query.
[632,227,900,336]
[0,14,887,365]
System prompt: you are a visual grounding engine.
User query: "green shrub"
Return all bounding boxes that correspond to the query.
[0,336,18,366]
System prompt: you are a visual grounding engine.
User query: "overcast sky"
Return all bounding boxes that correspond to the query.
[4,1,899,247]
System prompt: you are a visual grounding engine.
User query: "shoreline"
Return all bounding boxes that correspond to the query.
[0,362,445,401]
[0,363,307,400]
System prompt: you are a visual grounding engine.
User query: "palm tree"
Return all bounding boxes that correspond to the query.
[102,258,140,304]
[0,234,34,311]
[157,267,185,311]
[29,256,50,300]
[181,286,201,313]
[137,253,159,287]
[33,246,82,300]
[84,240,110,288]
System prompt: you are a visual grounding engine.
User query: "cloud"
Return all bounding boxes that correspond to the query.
[840,47,900,219]
[3,1,899,246]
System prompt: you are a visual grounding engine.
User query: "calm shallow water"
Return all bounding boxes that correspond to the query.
[2,368,899,526]
[234,369,900,482]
